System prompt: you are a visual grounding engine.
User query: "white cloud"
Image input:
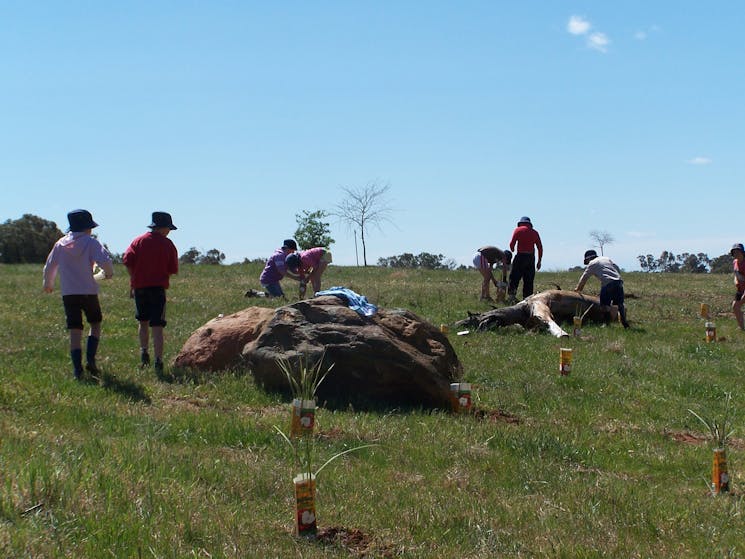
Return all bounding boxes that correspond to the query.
[634,25,660,41]
[567,15,591,35]
[567,15,609,53]
[587,32,610,53]
[688,156,712,165]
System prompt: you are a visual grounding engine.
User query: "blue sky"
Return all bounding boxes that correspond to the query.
[3,2,743,270]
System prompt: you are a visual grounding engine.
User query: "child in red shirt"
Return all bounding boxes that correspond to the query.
[123,212,178,375]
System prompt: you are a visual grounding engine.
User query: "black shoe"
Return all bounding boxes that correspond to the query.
[154,359,164,375]
[86,362,101,375]
[141,350,150,367]
[73,368,83,380]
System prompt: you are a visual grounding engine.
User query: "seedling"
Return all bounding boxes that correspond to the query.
[688,392,736,494]
[688,392,735,450]
[274,353,377,536]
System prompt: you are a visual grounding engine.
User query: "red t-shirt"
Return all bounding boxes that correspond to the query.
[509,225,543,258]
[734,258,745,292]
[123,231,178,289]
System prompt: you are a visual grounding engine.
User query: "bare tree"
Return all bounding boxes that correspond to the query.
[332,182,394,266]
[589,230,615,255]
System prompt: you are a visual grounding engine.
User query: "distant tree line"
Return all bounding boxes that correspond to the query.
[377,252,456,270]
[1,214,735,275]
[179,247,226,265]
[0,214,63,263]
[637,251,730,273]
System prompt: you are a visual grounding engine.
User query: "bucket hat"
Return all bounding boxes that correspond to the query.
[583,249,599,264]
[148,211,177,230]
[282,239,298,251]
[67,209,98,232]
[517,216,532,226]
[731,243,744,256]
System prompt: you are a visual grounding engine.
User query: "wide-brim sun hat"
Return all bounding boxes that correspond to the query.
[67,209,98,232]
[731,243,745,256]
[282,239,298,250]
[148,211,177,230]
[517,216,532,226]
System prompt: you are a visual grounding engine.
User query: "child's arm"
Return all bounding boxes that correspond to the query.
[42,250,58,293]
[99,260,115,279]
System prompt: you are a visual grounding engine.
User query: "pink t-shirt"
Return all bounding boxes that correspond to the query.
[298,248,325,274]
[734,259,745,292]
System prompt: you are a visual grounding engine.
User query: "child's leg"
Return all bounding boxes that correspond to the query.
[86,322,102,372]
[479,268,491,299]
[70,328,84,377]
[733,298,744,330]
[152,326,165,374]
[138,320,151,364]
[138,321,149,350]
[70,328,83,351]
[617,304,630,328]
[310,263,328,293]
[507,262,523,301]
[152,326,165,362]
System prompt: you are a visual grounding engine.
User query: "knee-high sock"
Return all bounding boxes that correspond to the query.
[86,335,99,364]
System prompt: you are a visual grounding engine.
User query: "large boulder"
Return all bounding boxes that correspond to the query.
[174,296,463,410]
[174,307,274,371]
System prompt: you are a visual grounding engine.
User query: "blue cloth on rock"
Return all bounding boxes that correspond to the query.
[315,286,378,317]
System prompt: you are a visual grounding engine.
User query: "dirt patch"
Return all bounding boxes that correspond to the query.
[472,406,521,424]
[316,427,346,441]
[667,430,745,450]
[316,526,394,557]
[668,430,708,445]
[161,395,208,412]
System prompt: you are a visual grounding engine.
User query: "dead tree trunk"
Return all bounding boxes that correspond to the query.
[455,290,617,337]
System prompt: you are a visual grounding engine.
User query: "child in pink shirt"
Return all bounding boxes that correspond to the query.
[285,247,333,297]
[731,243,745,330]
[43,209,114,379]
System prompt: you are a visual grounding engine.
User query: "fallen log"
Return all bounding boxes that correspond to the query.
[455,289,618,337]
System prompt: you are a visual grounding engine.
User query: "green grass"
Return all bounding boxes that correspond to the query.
[1,263,744,557]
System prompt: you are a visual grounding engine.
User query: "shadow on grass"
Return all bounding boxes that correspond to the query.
[162,364,258,387]
[98,372,151,404]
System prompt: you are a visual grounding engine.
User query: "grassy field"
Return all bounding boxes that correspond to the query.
[1,262,744,558]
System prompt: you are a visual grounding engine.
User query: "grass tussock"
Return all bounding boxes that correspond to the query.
[1,263,745,557]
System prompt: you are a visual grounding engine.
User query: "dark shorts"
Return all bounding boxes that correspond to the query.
[134,286,168,327]
[600,280,625,307]
[62,294,103,330]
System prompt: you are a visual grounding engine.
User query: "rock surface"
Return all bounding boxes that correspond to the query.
[175,295,463,409]
[174,307,274,371]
